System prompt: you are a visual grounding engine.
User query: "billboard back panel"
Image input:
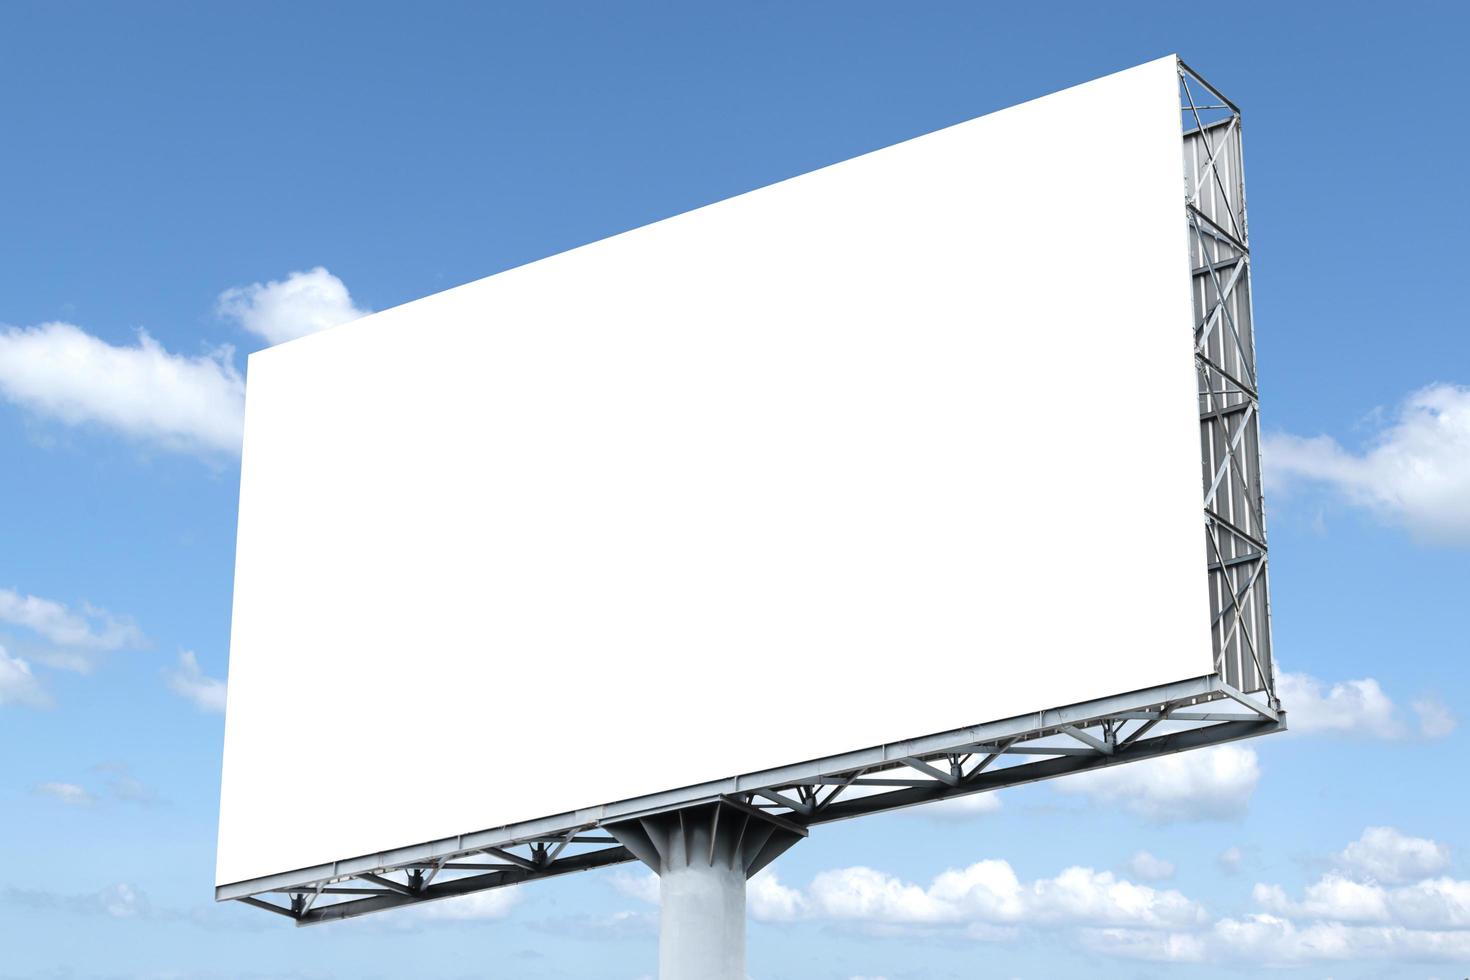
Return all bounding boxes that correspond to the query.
[218,54,1209,888]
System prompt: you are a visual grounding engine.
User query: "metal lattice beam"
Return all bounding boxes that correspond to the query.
[223,675,1282,925]
[1181,60,1276,703]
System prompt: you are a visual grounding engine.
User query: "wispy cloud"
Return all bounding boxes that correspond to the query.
[1264,383,1470,544]
[30,765,158,809]
[0,588,141,650]
[0,644,49,707]
[164,650,226,713]
[34,781,95,806]
[1085,915,1470,965]
[528,909,656,939]
[0,882,149,919]
[1125,851,1176,882]
[217,267,367,346]
[1411,697,1458,739]
[0,587,144,673]
[0,322,245,455]
[611,869,660,906]
[101,770,159,805]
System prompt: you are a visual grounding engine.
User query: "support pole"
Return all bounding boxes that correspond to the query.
[659,840,746,980]
[607,800,805,980]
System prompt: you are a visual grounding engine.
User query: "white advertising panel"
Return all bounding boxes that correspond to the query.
[218,54,1208,888]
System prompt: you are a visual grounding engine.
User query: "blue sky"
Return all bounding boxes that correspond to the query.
[2,3,1468,978]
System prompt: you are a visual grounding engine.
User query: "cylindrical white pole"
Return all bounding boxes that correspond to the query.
[606,802,802,980]
[657,848,746,980]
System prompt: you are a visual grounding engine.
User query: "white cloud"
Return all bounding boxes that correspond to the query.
[0,644,48,707]
[1264,383,1470,543]
[1126,851,1176,882]
[1207,913,1356,963]
[30,765,156,808]
[1387,878,1470,930]
[749,868,805,922]
[0,321,245,455]
[628,860,1204,932]
[416,886,521,920]
[1274,672,1454,742]
[0,588,142,651]
[823,861,1203,928]
[0,267,360,457]
[1091,914,1470,965]
[609,826,1470,967]
[1252,873,1470,933]
[1412,697,1458,739]
[35,781,95,806]
[1276,672,1404,738]
[1121,828,1462,964]
[217,267,368,346]
[1218,846,1244,874]
[1053,744,1259,822]
[612,866,808,924]
[1025,866,1204,929]
[0,587,144,673]
[164,650,227,713]
[1255,875,1391,923]
[1336,827,1452,885]
[803,865,954,923]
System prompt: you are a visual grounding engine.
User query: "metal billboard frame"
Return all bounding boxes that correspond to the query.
[220,59,1283,925]
[1180,60,1275,701]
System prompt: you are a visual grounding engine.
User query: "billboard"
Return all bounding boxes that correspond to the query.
[217,54,1277,905]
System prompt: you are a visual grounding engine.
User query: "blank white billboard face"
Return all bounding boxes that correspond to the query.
[218,54,1207,888]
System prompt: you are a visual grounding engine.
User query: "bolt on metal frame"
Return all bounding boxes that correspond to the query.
[222,59,1283,925]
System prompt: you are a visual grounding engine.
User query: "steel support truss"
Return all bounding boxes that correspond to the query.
[222,60,1283,927]
[1180,59,1276,703]
[222,674,1282,925]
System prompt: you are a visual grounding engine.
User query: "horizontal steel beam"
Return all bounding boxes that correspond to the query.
[229,697,1284,925]
[220,674,1268,910]
[298,845,633,926]
[807,718,1280,825]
